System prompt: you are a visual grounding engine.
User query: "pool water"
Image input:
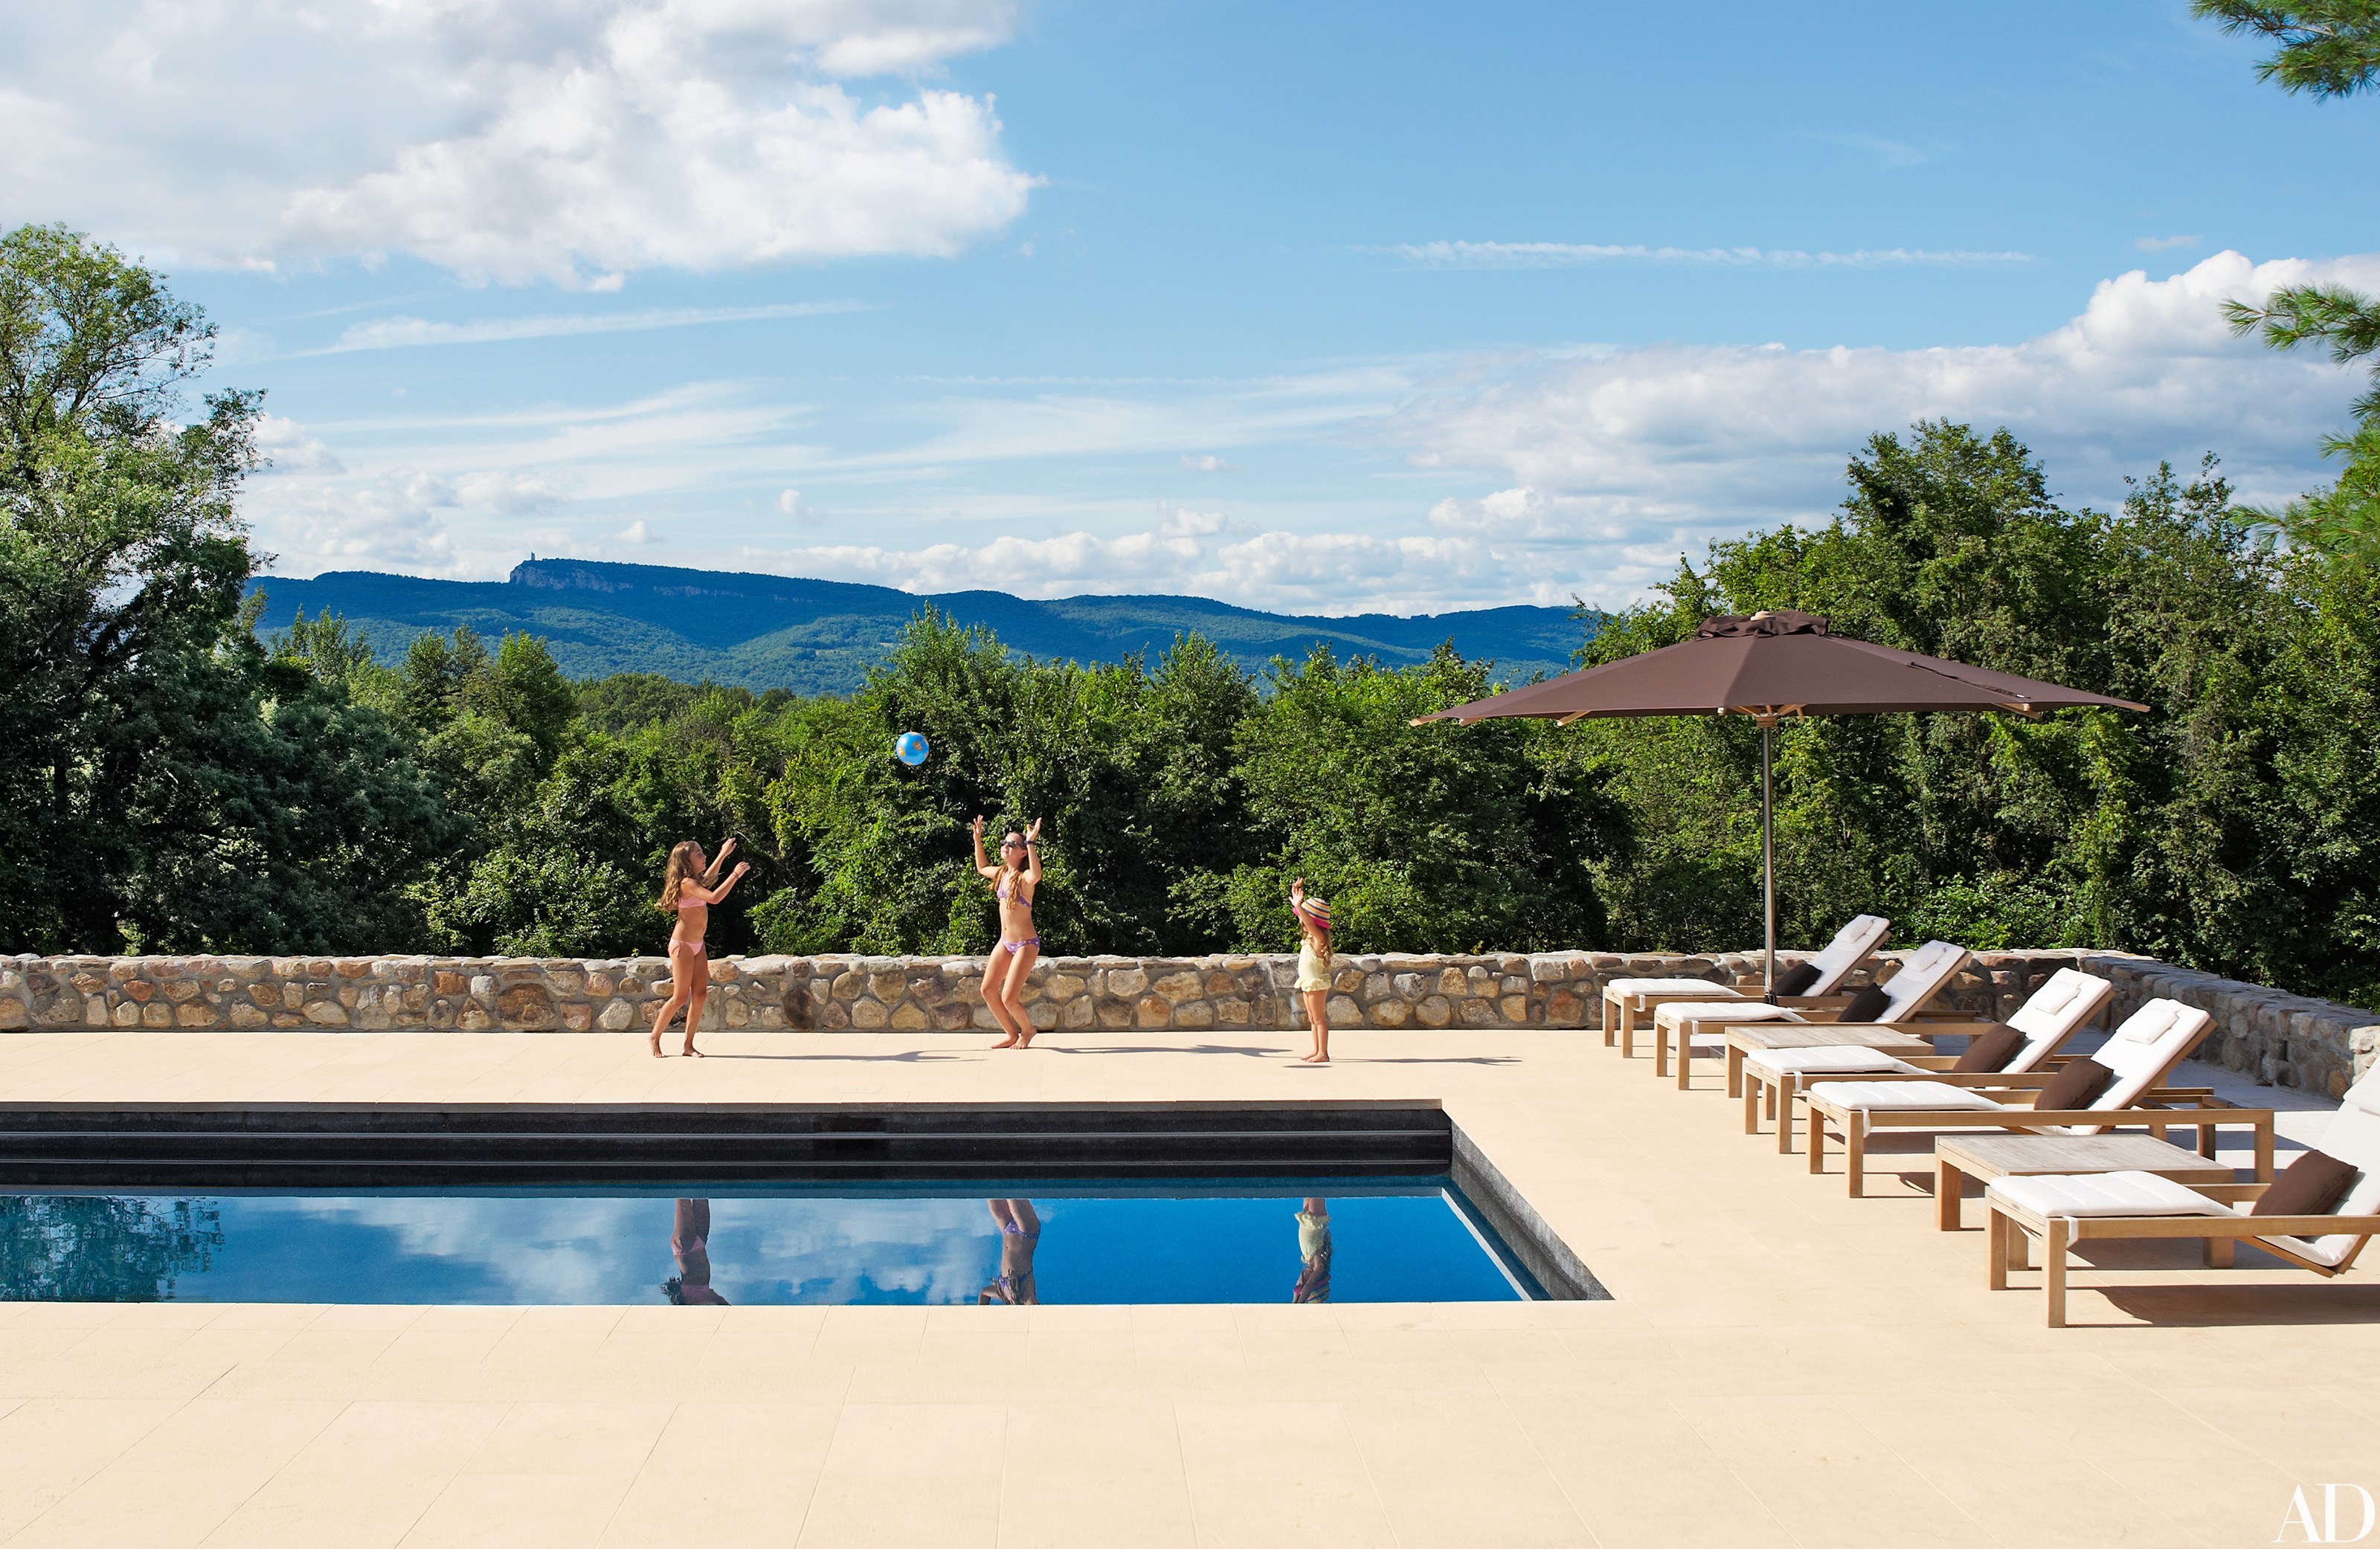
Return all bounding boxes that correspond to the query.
[0,1179,1543,1305]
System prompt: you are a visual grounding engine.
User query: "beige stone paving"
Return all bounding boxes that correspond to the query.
[0,1026,2374,1547]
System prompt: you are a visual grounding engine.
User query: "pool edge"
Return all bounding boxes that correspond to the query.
[1450,1121,1609,1301]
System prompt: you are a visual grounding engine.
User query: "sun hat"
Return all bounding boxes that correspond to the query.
[1296,895,1331,927]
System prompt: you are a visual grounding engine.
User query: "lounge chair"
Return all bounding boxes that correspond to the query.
[1647,938,1969,1091]
[1983,1066,2380,1325]
[1599,913,1889,1056]
[1799,998,2275,1197]
[1737,968,2114,1151]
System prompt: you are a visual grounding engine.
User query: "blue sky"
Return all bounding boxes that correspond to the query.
[7,0,2377,612]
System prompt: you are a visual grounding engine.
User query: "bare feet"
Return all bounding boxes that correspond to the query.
[990,1035,1020,1049]
[649,1034,665,1058]
[1012,1030,1035,1049]
[682,1046,704,1058]
[1299,1052,1330,1064]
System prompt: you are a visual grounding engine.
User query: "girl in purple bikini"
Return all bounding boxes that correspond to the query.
[971,815,1044,1049]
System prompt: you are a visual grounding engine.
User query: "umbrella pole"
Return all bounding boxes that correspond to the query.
[1762,719,1777,1004]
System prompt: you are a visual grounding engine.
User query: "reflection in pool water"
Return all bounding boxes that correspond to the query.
[0,1182,1539,1305]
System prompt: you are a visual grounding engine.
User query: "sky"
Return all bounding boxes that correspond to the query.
[6,0,2378,615]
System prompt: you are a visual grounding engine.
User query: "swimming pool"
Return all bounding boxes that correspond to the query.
[0,1179,1549,1306]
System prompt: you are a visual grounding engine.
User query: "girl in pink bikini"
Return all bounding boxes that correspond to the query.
[971,814,1043,1048]
[650,839,749,1058]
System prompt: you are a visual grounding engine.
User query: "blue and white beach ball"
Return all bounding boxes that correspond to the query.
[894,731,930,767]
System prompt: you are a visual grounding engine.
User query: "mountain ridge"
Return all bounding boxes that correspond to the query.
[245,558,1591,693]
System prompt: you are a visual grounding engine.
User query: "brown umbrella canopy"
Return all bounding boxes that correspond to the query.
[1418,610,2147,725]
[1414,609,2146,999]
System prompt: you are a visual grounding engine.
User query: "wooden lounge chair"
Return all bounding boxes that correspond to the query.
[1599,913,1888,1056]
[1798,998,2276,1197]
[1983,1066,2380,1325]
[1648,938,1969,1091]
[1737,968,2114,1151]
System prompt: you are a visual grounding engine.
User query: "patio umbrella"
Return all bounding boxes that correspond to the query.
[1414,609,2147,999]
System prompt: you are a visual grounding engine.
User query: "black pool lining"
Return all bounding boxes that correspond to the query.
[0,1100,1607,1299]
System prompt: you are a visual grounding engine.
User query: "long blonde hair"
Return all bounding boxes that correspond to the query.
[657,841,704,910]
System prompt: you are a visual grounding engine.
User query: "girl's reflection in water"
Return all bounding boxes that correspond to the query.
[663,1198,730,1306]
[1293,1197,1331,1303]
[978,1199,1041,1304]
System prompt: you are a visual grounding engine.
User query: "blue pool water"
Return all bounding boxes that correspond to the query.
[0,1179,1541,1305]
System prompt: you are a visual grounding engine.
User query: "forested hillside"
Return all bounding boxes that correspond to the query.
[248,559,1586,692]
[10,227,2380,1008]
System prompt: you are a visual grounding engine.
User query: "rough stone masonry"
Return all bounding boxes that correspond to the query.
[1,947,2371,1095]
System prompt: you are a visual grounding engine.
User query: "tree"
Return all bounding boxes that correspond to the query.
[0,225,462,955]
[2197,2,2380,555]
[1220,643,1613,954]
[2193,1,2380,98]
[1,224,260,948]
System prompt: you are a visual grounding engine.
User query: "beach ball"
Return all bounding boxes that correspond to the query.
[894,731,930,767]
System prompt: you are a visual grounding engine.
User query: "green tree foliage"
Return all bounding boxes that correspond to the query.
[1572,423,2380,1006]
[2193,1,2380,98]
[2198,2,2380,557]
[1214,645,1612,953]
[757,611,1265,956]
[1,225,453,953]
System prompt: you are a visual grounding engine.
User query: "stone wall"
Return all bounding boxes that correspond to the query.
[2081,953,2379,1099]
[0,947,2065,1039]
[1,949,2368,1090]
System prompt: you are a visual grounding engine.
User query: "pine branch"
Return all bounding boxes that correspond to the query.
[2192,0,2380,97]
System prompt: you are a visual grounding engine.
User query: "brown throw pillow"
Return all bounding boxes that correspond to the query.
[2251,1148,2358,1221]
[2033,1055,2114,1112]
[1952,1023,2027,1073]
[1772,962,1821,996]
[1839,983,1891,1022]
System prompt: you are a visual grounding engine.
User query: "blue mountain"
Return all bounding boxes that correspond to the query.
[246,558,1591,693]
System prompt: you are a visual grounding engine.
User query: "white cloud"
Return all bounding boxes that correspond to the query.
[2136,234,2202,253]
[1798,130,1933,171]
[1383,249,2380,605]
[733,504,1572,614]
[314,300,870,354]
[2,0,1033,286]
[617,519,656,544]
[1181,452,1234,472]
[249,472,461,576]
[252,414,344,474]
[1388,241,2033,270]
[452,470,570,512]
[240,250,2380,614]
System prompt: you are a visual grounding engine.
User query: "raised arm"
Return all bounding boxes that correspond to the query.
[1022,817,1043,886]
[972,814,1000,879]
[680,861,750,906]
[703,837,736,883]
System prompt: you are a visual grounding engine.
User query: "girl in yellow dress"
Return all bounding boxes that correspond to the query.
[1290,878,1333,1064]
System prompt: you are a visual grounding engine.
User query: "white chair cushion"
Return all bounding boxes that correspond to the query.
[1876,940,1968,1020]
[1606,979,1743,999]
[1805,1080,2004,1112]
[2002,970,2114,1072]
[1658,1000,1798,1025]
[2295,1074,2380,1266]
[1746,1047,1920,1078]
[1803,915,1890,994]
[2084,999,2214,1114]
[1988,1170,2236,1219]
